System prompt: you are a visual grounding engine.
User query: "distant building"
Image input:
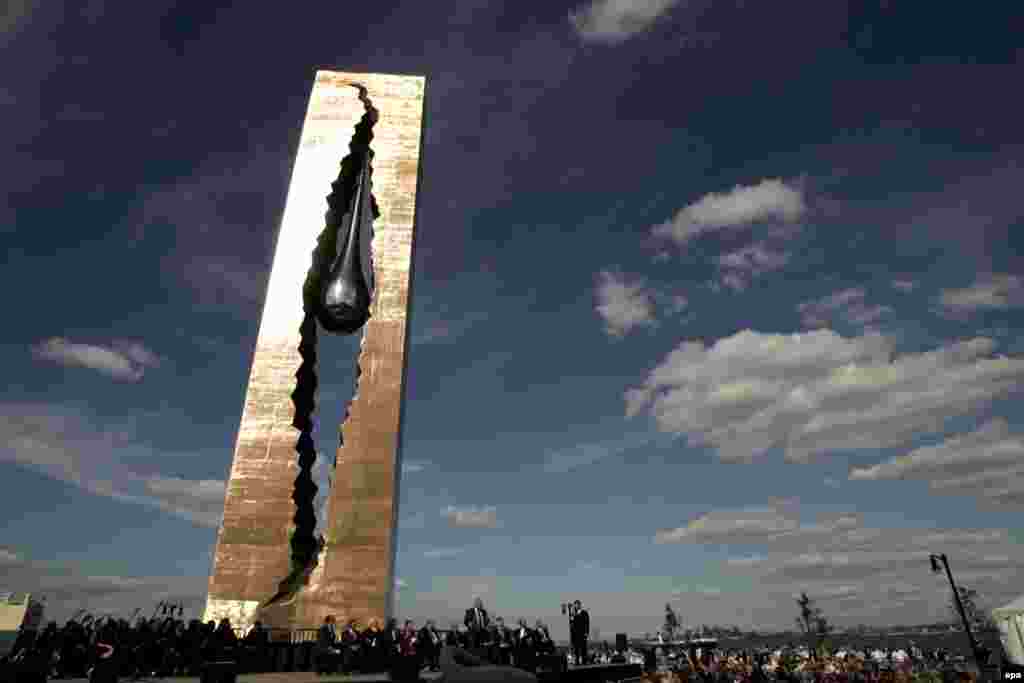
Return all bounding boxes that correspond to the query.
[0,593,37,657]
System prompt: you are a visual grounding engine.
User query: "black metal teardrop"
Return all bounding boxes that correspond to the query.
[316,158,373,334]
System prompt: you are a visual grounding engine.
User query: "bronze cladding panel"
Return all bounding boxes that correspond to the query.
[205,71,425,631]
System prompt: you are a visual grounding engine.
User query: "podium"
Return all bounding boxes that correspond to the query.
[200,660,237,683]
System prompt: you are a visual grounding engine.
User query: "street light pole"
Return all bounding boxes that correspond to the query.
[930,553,986,674]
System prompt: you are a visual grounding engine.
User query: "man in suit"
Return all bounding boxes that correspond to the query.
[464,598,490,649]
[417,619,442,672]
[495,618,513,666]
[512,619,535,672]
[242,621,270,673]
[533,621,554,656]
[316,616,341,675]
[570,601,590,666]
[340,620,363,673]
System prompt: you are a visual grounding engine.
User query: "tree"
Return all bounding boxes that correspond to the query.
[946,585,978,626]
[796,592,831,647]
[664,604,680,640]
[949,585,987,628]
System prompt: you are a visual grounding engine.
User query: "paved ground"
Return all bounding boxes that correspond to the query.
[60,674,445,683]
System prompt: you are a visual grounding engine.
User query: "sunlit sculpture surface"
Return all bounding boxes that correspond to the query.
[203,71,425,632]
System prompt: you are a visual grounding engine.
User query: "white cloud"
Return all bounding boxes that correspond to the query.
[0,402,227,528]
[400,511,427,530]
[31,338,161,381]
[595,270,657,337]
[850,418,1024,508]
[892,279,917,292]
[652,179,806,247]
[626,329,1024,464]
[569,0,682,43]
[443,505,499,529]
[719,272,748,293]
[651,290,689,316]
[542,432,660,473]
[412,311,491,346]
[667,294,688,314]
[2,0,40,45]
[939,273,1024,314]
[717,243,790,272]
[142,476,226,528]
[656,502,859,546]
[2,553,210,624]
[797,288,893,329]
[681,501,1024,626]
[397,504,1024,631]
[0,549,22,564]
[716,242,790,292]
[129,146,293,310]
[401,460,430,475]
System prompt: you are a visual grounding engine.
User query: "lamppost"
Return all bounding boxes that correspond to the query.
[929,553,988,674]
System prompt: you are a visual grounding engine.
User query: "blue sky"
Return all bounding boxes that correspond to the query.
[2,0,1023,638]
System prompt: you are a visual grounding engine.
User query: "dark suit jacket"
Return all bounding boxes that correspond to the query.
[464,608,490,631]
[570,611,590,640]
[418,627,440,653]
[244,627,269,648]
[317,625,337,653]
[512,628,534,648]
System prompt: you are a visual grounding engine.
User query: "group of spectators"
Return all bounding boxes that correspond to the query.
[0,608,565,683]
[0,614,261,682]
[641,642,993,683]
[314,611,560,680]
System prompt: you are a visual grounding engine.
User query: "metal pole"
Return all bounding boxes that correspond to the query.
[940,554,985,673]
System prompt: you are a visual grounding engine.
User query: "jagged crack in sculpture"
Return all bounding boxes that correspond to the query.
[262,84,380,610]
[313,84,380,334]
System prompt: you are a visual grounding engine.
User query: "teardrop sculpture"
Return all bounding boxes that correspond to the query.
[316,157,374,334]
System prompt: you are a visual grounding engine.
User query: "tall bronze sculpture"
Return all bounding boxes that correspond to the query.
[204,71,426,632]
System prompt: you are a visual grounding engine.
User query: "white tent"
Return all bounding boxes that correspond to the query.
[0,593,31,657]
[992,594,1024,666]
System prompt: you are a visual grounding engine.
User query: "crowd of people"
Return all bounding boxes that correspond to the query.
[3,600,1000,683]
[0,597,565,683]
[638,642,991,683]
[314,600,561,681]
[0,612,264,682]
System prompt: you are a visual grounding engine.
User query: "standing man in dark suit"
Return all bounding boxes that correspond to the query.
[464,598,489,649]
[569,601,590,666]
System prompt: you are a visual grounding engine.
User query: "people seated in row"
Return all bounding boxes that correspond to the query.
[3,605,558,680]
[1,614,246,680]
